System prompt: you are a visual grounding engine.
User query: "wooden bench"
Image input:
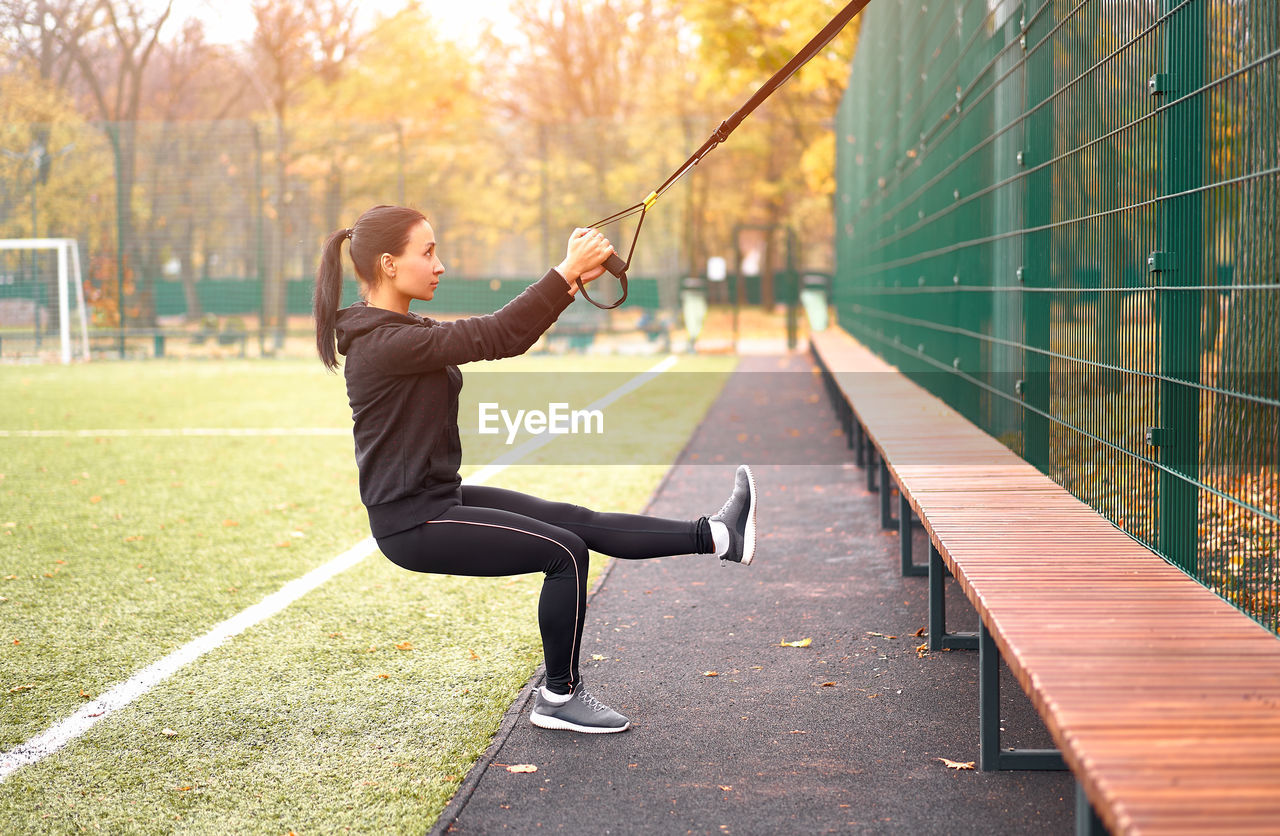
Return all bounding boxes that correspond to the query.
[810,325,1280,835]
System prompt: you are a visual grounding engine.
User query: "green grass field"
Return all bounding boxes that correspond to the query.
[0,353,733,834]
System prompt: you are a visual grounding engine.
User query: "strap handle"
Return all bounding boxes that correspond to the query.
[575,202,649,310]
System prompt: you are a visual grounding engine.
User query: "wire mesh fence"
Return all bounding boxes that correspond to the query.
[1,111,834,359]
[835,0,1278,632]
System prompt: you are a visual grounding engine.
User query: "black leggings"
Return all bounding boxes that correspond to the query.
[376,485,714,693]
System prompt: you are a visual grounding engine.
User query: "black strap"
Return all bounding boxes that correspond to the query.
[581,0,872,311]
[575,203,649,309]
[648,0,872,207]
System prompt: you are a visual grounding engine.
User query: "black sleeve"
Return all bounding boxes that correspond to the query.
[362,270,574,375]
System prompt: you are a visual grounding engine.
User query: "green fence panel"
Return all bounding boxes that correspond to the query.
[835,0,1279,633]
[138,276,668,319]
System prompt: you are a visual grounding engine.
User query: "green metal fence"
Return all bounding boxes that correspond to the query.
[1,110,834,347]
[835,0,1278,632]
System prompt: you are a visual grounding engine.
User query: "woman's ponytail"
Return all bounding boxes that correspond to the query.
[314,227,350,371]
[314,206,427,370]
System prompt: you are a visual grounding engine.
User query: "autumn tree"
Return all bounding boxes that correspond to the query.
[0,1,81,221]
[679,0,859,304]
[63,0,173,325]
[1208,0,1279,467]
[494,0,692,272]
[289,5,499,276]
[0,0,173,328]
[141,19,256,319]
[249,0,360,349]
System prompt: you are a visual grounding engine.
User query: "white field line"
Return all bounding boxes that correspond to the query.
[0,355,678,782]
[0,428,351,438]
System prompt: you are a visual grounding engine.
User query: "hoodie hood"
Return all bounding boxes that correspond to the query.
[334,302,428,356]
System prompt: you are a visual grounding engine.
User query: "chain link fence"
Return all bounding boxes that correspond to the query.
[2,111,834,359]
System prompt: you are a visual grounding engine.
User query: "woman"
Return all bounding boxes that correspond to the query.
[313,204,757,734]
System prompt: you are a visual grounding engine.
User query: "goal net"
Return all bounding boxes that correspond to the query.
[0,239,90,363]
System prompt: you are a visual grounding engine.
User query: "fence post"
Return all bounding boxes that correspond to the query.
[1021,1,1053,472]
[107,122,127,359]
[1155,0,1206,572]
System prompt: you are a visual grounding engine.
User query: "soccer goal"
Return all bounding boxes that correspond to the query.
[0,238,90,363]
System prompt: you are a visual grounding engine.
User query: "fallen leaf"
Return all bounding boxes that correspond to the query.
[779,638,812,648]
[8,684,33,693]
[703,671,720,677]
[377,674,390,679]
[161,728,179,738]
[591,654,606,661]
[916,642,929,658]
[394,641,413,651]
[866,632,898,639]
[506,764,538,774]
[914,627,926,637]
[221,520,239,527]
[468,649,479,660]
[11,639,20,645]
[89,496,102,504]
[936,757,975,770]
[788,730,808,735]
[79,690,92,700]
[719,785,733,791]
[819,682,838,687]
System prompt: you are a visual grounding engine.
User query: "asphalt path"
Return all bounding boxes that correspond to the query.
[432,353,1074,835]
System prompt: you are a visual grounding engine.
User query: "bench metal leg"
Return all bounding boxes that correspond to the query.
[852,417,864,463]
[900,493,926,576]
[1075,780,1110,836]
[878,460,895,530]
[928,543,977,651]
[979,621,1066,772]
[866,446,878,492]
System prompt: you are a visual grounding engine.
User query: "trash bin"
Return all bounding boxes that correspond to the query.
[800,274,830,332]
[681,277,708,351]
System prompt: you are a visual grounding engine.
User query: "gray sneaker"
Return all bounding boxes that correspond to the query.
[711,464,757,565]
[530,687,631,733]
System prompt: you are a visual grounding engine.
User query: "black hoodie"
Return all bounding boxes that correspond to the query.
[334,269,575,538]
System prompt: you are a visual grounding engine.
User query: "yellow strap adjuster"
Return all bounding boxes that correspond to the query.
[643,190,659,211]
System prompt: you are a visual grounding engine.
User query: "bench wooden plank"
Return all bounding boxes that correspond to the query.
[810,328,1280,835]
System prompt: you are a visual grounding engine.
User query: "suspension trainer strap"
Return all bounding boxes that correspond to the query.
[580,0,872,309]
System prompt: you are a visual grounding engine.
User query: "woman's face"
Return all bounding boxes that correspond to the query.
[385,220,445,303]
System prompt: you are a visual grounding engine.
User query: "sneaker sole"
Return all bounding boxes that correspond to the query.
[740,464,757,566]
[530,710,631,734]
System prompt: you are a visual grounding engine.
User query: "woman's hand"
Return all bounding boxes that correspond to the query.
[556,228,616,294]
